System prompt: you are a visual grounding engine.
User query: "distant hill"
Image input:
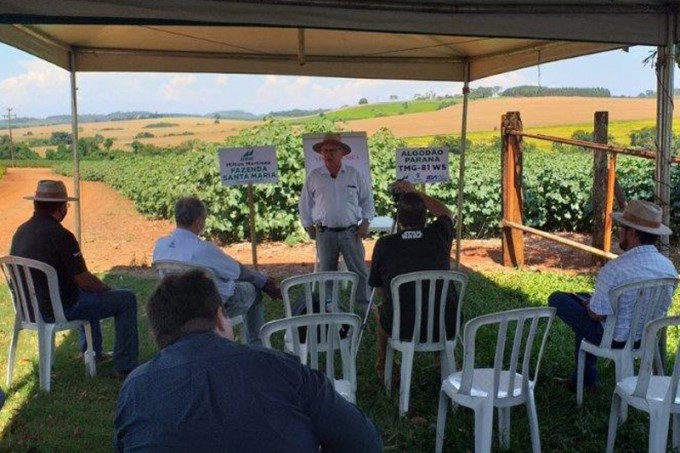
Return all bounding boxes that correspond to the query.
[2,111,191,129]
[207,110,260,121]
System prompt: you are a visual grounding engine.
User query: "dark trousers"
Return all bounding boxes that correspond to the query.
[548,291,603,387]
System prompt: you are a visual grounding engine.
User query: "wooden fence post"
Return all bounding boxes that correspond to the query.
[592,111,608,265]
[501,111,524,267]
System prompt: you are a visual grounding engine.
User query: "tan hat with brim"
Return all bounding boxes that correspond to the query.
[611,199,672,235]
[24,180,78,202]
[312,132,351,155]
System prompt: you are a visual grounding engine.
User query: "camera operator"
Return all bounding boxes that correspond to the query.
[368,180,458,382]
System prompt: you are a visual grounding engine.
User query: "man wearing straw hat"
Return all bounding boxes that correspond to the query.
[550,200,677,391]
[10,180,139,379]
[299,132,375,306]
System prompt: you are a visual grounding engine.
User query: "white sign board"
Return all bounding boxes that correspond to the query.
[302,132,372,186]
[396,147,450,184]
[218,146,278,186]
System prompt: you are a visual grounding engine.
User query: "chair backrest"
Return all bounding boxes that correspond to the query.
[280,271,358,317]
[152,259,217,280]
[458,307,556,399]
[389,270,468,344]
[601,277,680,348]
[0,255,67,324]
[631,316,680,401]
[261,312,361,381]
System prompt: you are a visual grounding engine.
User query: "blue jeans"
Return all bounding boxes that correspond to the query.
[316,228,369,305]
[64,289,139,372]
[548,291,602,387]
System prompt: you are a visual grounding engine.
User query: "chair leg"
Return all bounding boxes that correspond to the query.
[6,317,21,388]
[474,401,494,453]
[605,393,622,453]
[576,347,585,406]
[672,413,680,450]
[38,326,55,392]
[497,407,511,450]
[384,344,394,395]
[398,347,415,417]
[82,323,97,377]
[435,391,449,453]
[526,390,542,453]
[614,358,630,423]
[648,407,671,453]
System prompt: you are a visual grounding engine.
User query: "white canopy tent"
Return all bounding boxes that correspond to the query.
[0,0,676,259]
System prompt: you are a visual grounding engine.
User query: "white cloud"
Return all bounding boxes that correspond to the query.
[159,75,197,101]
[0,59,70,116]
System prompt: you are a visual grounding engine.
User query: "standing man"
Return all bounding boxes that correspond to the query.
[153,196,281,346]
[369,180,458,379]
[115,270,383,452]
[299,132,375,306]
[550,200,677,390]
[11,180,138,379]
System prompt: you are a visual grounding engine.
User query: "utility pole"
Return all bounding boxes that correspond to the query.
[3,108,15,167]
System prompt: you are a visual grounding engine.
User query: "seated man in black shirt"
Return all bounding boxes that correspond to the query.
[369,180,457,379]
[10,180,138,378]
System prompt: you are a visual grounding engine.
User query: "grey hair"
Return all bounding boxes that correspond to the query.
[174,196,207,228]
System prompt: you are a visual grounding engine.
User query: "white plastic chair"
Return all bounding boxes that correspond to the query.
[152,259,246,344]
[577,277,680,420]
[261,312,361,403]
[384,270,468,416]
[0,255,96,392]
[281,271,358,317]
[281,271,358,378]
[435,307,555,453]
[606,316,680,453]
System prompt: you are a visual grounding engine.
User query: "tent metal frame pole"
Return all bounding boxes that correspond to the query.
[69,51,82,245]
[455,61,470,270]
[655,13,675,257]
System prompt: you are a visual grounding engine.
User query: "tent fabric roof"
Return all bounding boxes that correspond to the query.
[0,1,677,81]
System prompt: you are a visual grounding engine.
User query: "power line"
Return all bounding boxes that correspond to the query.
[2,108,16,167]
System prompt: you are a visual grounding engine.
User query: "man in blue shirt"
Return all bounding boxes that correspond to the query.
[114,270,383,452]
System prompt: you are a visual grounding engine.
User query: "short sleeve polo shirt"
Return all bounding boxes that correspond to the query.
[10,212,87,318]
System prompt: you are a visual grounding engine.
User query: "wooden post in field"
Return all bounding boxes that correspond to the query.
[247,184,259,270]
[604,151,617,254]
[501,112,524,267]
[591,112,608,265]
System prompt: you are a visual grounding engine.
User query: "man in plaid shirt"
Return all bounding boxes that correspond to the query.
[549,200,677,390]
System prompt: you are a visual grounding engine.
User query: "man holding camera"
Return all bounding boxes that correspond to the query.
[299,132,374,306]
[369,180,457,379]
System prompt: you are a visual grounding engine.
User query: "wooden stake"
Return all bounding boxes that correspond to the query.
[247,184,258,270]
[501,112,524,267]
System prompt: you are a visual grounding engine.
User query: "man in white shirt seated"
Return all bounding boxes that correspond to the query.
[153,196,281,346]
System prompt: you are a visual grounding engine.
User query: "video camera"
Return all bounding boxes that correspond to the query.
[387,182,404,203]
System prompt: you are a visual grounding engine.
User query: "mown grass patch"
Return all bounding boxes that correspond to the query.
[1,268,678,451]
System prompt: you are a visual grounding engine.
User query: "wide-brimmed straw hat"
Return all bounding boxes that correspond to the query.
[312,132,351,155]
[24,180,78,202]
[611,200,671,235]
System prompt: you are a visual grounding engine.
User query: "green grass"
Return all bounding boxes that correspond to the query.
[287,100,449,124]
[1,268,678,451]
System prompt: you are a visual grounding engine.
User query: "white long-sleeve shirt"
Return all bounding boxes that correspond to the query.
[299,163,375,229]
[153,228,267,299]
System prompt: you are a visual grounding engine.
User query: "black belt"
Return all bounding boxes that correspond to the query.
[316,224,354,232]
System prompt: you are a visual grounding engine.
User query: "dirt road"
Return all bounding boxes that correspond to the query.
[0,167,595,277]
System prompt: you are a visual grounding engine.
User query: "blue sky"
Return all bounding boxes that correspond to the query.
[0,43,670,118]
